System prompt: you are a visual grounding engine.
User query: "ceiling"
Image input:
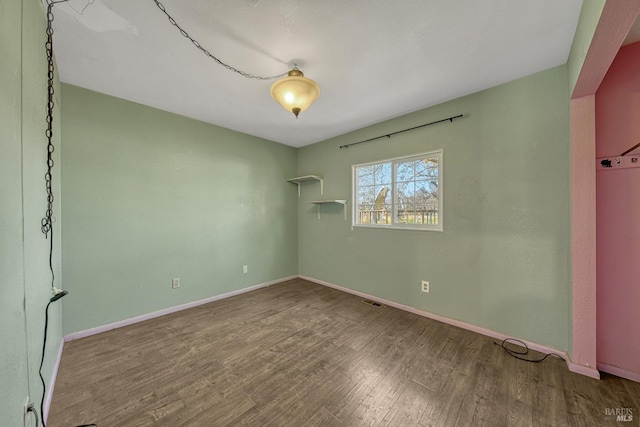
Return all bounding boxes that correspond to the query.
[52,0,586,147]
[624,14,640,46]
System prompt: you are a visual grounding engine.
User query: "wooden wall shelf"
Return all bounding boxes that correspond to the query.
[308,200,348,220]
[287,175,323,197]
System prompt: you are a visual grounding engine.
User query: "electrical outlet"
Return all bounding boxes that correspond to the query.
[242,265,248,274]
[23,397,30,427]
[172,278,180,289]
[421,281,429,293]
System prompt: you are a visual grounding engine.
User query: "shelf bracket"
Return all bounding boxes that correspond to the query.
[597,155,640,171]
[308,200,348,220]
[286,175,324,197]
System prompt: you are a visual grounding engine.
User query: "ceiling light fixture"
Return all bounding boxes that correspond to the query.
[153,0,322,118]
[153,1,321,118]
[270,67,320,118]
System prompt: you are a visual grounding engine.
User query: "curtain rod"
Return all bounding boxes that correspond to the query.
[621,141,640,156]
[339,114,464,149]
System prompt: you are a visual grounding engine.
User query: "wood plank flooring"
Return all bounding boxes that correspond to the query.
[48,278,640,426]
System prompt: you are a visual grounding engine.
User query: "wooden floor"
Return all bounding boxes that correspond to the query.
[49,278,639,427]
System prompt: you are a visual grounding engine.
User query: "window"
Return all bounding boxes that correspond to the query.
[352,150,442,231]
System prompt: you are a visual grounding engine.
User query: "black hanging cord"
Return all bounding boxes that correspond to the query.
[152,0,287,80]
[494,338,565,363]
[38,301,54,426]
[39,298,92,427]
[39,3,73,427]
[39,2,64,425]
[339,114,464,149]
[41,0,64,290]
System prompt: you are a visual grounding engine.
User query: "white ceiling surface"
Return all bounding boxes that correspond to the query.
[53,0,584,147]
[624,15,640,45]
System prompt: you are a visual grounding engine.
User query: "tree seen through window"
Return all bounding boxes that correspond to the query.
[353,151,442,230]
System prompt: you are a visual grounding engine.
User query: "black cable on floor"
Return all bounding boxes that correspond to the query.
[494,337,565,363]
[38,297,97,427]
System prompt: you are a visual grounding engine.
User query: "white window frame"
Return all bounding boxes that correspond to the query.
[352,150,443,231]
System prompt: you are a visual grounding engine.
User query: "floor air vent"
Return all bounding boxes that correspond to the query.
[362,299,384,308]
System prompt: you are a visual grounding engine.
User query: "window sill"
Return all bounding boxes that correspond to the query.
[352,224,443,232]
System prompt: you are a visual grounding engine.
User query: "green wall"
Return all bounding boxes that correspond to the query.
[0,1,602,421]
[297,65,571,351]
[60,85,298,334]
[1,0,64,424]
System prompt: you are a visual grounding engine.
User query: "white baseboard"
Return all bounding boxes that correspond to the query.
[44,337,65,423]
[598,362,640,383]
[568,361,601,379]
[64,276,297,342]
[299,274,600,380]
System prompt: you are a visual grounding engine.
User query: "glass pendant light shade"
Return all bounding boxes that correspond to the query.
[270,69,320,118]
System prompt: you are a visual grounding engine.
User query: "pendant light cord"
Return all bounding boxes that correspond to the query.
[152,0,287,80]
[41,0,65,250]
[39,3,71,427]
[39,301,53,427]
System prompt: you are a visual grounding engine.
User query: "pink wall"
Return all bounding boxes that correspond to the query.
[571,95,597,375]
[595,41,640,381]
[570,0,640,379]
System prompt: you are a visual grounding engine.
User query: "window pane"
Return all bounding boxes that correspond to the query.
[396,181,415,206]
[396,160,414,183]
[358,186,375,205]
[418,179,438,224]
[415,157,439,179]
[375,209,392,224]
[357,185,374,224]
[414,159,427,177]
[353,150,441,229]
[396,204,414,224]
[373,186,391,224]
[427,179,438,205]
[412,208,437,224]
[358,165,375,186]
[393,156,439,226]
[374,186,390,206]
[415,180,434,205]
[427,158,439,177]
[374,162,392,186]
